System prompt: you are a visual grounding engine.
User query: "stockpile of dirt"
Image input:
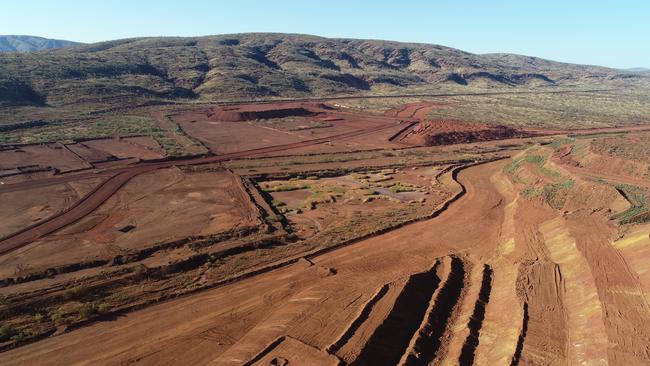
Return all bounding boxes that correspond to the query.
[208,102,332,122]
[401,120,529,146]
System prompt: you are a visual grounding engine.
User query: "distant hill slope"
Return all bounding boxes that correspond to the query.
[626,68,650,74]
[0,35,81,53]
[0,33,647,108]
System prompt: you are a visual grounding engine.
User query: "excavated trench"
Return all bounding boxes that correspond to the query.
[459,264,493,366]
[350,262,442,366]
[401,256,466,366]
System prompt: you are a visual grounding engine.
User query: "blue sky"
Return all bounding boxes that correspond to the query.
[1,0,647,68]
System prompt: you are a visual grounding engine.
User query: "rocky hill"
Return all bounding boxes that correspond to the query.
[0,33,646,108]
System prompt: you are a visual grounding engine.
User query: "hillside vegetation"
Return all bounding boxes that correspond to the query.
[1,33,647,111]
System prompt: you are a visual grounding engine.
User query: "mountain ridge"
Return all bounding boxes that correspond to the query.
[0,33,647,108]
[0,35,82,53]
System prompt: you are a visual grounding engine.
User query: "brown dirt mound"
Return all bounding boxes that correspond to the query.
[401,120,529,146]
[208,102,332,122]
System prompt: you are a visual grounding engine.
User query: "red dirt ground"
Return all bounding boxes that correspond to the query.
[69,137,165,161]
[0,161,508,365]
[174,101,411,155]
[383,101,532,146]
[2,100,650,365]
[0,168,258,279]
[0,143,91,175]
[0,178,101,238]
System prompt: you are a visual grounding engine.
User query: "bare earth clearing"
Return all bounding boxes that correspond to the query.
[0,99,649,365]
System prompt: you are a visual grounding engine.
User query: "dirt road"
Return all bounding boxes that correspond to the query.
[0,122,402,255]
[0,160,509,365]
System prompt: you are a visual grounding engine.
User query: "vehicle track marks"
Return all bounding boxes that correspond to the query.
[326,283,391,355]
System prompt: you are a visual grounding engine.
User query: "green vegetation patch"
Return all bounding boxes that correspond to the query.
[0,323,17,342]
[504,158,524,174]
[389,183,417,193]
[0,113,196,156]
[542,179,575,209]
[548,137,576,148]
[521,187,544,198]
[590,132,650,164]
[611,184,650,225]
[424,89,650,129]
[505,154,560,179]
[0,115,162,145]
[261,182,311,192]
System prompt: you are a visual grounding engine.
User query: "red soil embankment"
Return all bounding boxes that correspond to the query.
[400,120,529,146]
[553,145,581,167]
[384,101,530,146]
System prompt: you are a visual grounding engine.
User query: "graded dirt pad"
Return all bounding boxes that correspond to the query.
[67,136,165,162]
[173,101,407,155]
[0,168,258,279]
[65,142,114,163]
[0,143,91,174]
[0,178,101,238]
[256,122,407,157]
[177,118,311,154]
[0,137,164,184]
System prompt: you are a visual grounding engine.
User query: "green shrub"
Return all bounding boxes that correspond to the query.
[390,184,415,193]
[63,285,89,301]
[263,183,310,192]
[49,306,72,326]
[76,303,97,320]
[504,158,523,174]
[522,188,543,197]
[0,324,17,342]
[610,184,649,224]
